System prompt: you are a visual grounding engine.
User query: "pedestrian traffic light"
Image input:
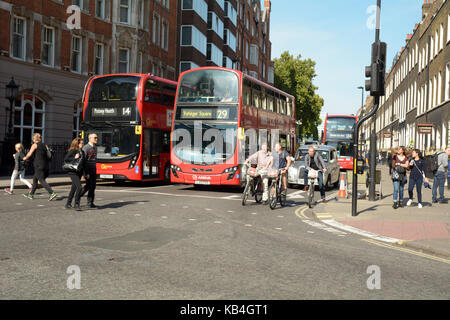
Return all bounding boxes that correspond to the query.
[365,41,387,96]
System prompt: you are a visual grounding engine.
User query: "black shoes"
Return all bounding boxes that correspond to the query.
[65,203,72,209]
[393,202,398,209]
[88,203,98,209]
[439,200,448,204]
[398,202,404,208]
[74,204,82,211]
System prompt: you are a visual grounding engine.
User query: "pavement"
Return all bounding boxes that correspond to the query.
[307,166,450,259]
[0,174,72,189]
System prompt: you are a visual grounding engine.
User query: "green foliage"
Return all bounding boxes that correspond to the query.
[274,51,324,140]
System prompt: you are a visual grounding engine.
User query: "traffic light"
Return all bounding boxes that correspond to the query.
[365,41,387,96]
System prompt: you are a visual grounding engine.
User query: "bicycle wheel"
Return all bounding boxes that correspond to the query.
[269,183,277,210]
[279,180,286,207]
[308,182,314,208]
[254,178,263,203]
[242,182,250,206]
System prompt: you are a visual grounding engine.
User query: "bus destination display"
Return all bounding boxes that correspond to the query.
[178,107,237,121]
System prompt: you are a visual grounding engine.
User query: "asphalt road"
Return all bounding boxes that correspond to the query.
[0,182,449,299]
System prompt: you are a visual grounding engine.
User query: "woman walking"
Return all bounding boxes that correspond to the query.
[4,143,32,194]
[23,133,57,201]
[407,149,429,209]
[391,146,409,209]
[64,138,85,211]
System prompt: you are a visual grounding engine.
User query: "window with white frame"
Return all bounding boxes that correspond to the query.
[223,56,233,69]
[73,101,83,139]
[182,0,208,23]
[216,0,224,10]
[180,61,199,73]
[138,0,144,28]
[206,42,223,66]
[118,48,129,73]
[431,35,434,59]
[14,94,45,147]
[180,25,207,55]
[224,29,236,52]
[438,71,442,105]
[250,44,258,66]
[71,35,82,73]
[153,14,160,45]
[12,17,26,60]
[224,1,237,26]
[435,29,439,57]
[42,26,55,67]
[161,20,169,50]
[446,63,450,101]
[94,43,104,75]
[440,23,444,51]
[96,0,105,19]
[448,14,450,43]
[162,0,170,9]
[208,12,224,39]
[119,0,131,24]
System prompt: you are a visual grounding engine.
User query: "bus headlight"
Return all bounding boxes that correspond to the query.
[128,154,138,169]
[171,164,182,177]
[223,166,239,180]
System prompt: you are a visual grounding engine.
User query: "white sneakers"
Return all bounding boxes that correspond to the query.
[407,199,423,208]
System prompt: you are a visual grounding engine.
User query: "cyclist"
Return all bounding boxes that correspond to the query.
[244,143,273,204]
[303,146,327,203]
[272,142,292,196]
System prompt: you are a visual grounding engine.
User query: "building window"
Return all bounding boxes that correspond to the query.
[162,0,170,9]
[118,48,129,73]
[250,45,258,66]
[182,0,208,23]
[180,25,207,55]
[96,0,105,19]
[224,29,236,52]
[440,23,444,51]
[137,52,143,73]
[208,12,224,39]
[435,29,439,57]
[12,17,26,60]
[94,43,104,75]
[161,20,169,51]
[216,0,224,10]
[73,102,83,139]
[153,14,160,45]
[119,0,130,24]
[71,36,82,73]
[14,94,45,147]
[42,26,55,67]
[224,1,237,26]
[180,61,199,73]
[207,43,223,66]
[446,63,450,101]
[438,71,442,105]
[138,0,144,28]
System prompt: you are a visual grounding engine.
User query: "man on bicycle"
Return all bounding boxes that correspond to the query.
[273,143,292,196]
[303,146,327,203]
[244,143,273,204]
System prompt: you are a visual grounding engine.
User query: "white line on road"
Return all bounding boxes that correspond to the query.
[321,219,401,243]
[302,220,348,236]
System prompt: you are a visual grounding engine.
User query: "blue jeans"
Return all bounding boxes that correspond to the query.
[393,176,407,203]
[432,171,446,202]
[303,169,325,199]
[408,176,423,204]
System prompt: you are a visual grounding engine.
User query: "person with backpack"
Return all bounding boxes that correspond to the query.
[22,133,57,201]
[4,143,32,195]
[64,138,85,211]
[391,146,409,209]
[431,146,450,204]
[407,149,430,209]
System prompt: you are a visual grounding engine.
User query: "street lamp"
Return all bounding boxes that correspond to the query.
[4,77,18,141]
[357,86,364,111]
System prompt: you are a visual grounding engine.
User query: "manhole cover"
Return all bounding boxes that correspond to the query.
[80,227,192,252]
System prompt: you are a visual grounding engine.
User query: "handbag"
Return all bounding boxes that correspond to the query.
[412,160,432,189]
[395,165,406,174]
[63,154,82,173]
[391,170,400,181]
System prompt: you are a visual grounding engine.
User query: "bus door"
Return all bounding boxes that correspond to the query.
[143,129,161,179]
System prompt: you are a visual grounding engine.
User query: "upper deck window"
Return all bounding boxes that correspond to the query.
[88,76,140,102]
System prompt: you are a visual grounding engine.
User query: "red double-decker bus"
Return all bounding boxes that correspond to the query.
[81,73,177,183]
[322,115,358,170]
[170,67,296,186]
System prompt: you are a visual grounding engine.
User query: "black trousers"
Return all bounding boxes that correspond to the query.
[30,167,53,195]
[67,173,83,205]
[81,170,96,204]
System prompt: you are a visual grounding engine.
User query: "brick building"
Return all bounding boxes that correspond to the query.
[0,0,178,147]
[369,0,450,152]
[177,0,273,84]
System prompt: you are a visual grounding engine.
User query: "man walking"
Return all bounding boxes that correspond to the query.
[432,146,450,204]
[303,146,327,203]
[81,133,98,208]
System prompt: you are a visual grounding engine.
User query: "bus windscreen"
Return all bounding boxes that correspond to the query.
[89,76,140,102]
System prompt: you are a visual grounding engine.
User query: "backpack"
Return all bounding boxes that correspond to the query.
[429,152,442,173]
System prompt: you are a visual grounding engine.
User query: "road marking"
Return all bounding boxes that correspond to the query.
[205,208,212,211]
[302,219,347,236]
[295,206,309,220]
[93,189,245,201]
[134,214,141,217]
[161,216,168,219]
[251,212,257,215]
[183,206,189,209]
[227,210,234,213]
[160,204,167,207]
[16,203,23,206]
[277,215,284,218]
[362,239,450,265]
[275,227,283,231]
[108,212,117,215]
[316,214,333,219]
[189,218,197,221]
[214,221,222,224]
[138,202,146,205]
[307,231,315,234]
[322,219,400,243]
[245,224,252,227]
[37,205,45,207]
[287,190,305,199]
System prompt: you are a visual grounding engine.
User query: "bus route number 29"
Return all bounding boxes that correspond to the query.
[217,109,229,120]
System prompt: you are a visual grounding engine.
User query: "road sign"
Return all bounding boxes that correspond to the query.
[418,123,433,134]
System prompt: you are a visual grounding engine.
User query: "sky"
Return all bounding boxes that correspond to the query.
[269,0,424,116]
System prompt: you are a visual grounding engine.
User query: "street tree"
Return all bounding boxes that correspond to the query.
[274,51,324,140]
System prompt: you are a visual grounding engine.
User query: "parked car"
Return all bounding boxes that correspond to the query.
[288,145,340,188]
[304,140,320,146]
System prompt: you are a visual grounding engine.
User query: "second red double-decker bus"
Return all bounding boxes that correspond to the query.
[322,115,358,170]
[170,67,296,186]
[81,73,177,183]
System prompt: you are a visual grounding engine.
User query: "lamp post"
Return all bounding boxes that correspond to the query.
[4,77,19,142]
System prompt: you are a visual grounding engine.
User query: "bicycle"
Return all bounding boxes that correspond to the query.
[307,169,323,208]
[242,164,264,206]
[269,169,287,210]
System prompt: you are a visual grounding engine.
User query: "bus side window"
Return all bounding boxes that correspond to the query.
[144,80,161,104]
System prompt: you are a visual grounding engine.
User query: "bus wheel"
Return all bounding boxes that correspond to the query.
[164,164,171,184]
